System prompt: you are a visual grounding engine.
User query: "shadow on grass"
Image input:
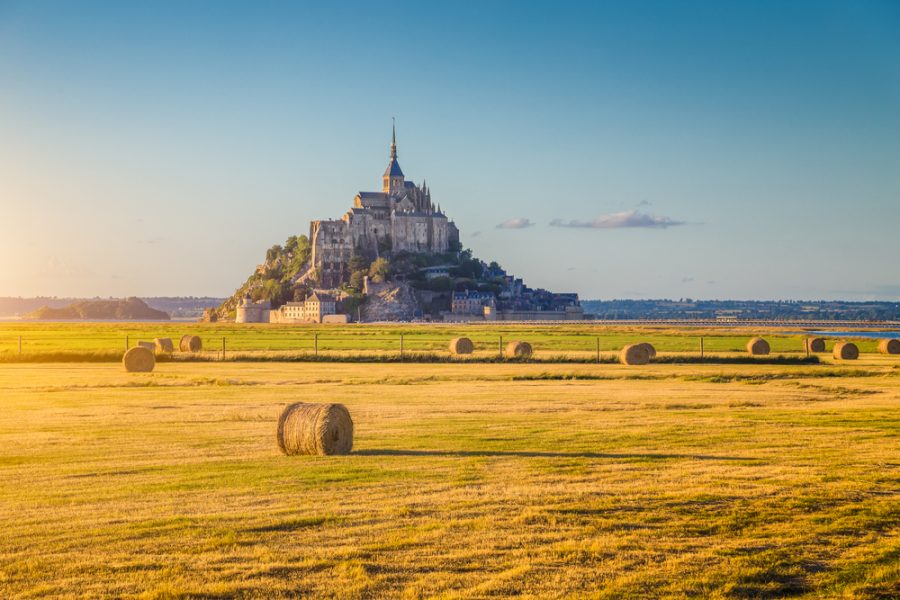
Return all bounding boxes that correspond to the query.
[354,449,758,461]
[655,355,820,365]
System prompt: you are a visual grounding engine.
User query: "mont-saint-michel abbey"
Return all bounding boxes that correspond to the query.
[311,125,460,288]
[232,126,582,323]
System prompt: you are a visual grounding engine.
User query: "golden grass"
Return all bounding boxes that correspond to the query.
[0,358,898,597]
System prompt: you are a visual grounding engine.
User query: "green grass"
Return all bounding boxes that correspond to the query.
[0,321,894,360]
[0,358,898,597]
[0,349,824,365]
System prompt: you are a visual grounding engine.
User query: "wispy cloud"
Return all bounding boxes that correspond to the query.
[550,210,684,229]
[469,231,482,238]
[496,218,535,230]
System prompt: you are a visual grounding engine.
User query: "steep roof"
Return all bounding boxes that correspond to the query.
[384,158,404,178]
[356,191,390,209]
[357,191,389,200]
[307,292,335,303]
[453,291,495,300]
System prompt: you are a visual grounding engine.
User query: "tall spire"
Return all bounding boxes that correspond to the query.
[390,117,397,159]
[383,117,404,193]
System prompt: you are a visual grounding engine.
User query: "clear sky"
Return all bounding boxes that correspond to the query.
[1,0,898,300]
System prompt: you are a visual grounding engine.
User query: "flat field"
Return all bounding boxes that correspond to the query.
[0,322,894,360]
[1,350,899,597]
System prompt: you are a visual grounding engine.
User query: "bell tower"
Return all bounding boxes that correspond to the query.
[382,119,405,195]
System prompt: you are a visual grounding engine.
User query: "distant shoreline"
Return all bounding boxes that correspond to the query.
[1,318,898,333]
[0,318,197,323]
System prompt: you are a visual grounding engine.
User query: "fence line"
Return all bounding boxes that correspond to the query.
[2,332,889,360]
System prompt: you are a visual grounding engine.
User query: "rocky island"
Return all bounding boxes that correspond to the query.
[218,126,582,323]
[28,297,170,320]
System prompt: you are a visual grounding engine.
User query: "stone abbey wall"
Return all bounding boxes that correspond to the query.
[391,213,449,253]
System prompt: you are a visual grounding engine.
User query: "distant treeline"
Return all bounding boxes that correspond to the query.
[581,299,900,321]
[0,297,225,319]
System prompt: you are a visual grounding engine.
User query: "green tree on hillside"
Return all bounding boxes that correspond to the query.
[266,245,283,262]
[369,257,390,283]
[349,270,366,291]
[289,235,311,273]
[349,254,370,273]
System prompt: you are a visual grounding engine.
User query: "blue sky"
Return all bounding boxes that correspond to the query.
[1,0,898,299]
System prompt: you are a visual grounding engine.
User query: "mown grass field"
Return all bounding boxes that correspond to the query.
[0,322,896,360]
[1,348,898,597]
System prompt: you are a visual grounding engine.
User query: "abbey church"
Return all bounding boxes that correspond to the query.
[229,124,582,324]
[310,125,460,287]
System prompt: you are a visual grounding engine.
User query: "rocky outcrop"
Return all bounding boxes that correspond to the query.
[361,281,418,321]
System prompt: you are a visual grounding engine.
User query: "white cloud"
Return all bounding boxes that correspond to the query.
[496,218,535,229]
[549,210,685,229]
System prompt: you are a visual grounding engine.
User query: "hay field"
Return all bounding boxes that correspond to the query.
[1,357,898,598]
[0,321,893,360]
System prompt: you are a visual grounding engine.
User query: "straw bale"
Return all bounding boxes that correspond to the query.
[505,341,533,359]
[276,403,353,456]
[619,343,650,365]
[179,335,202,353]
[877,338,900,355]
[123,346,155,372]
[805,338,826,353]
[833,341,859,360]
[449,337,474,355]
[747,337,770,356]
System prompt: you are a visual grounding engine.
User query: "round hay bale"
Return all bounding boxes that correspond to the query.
[505,341,533,359]
[619,343,650,365]
[877,338,900,355]
[449,337,474,355]
[746,337,770,356]
[136,341,156,351]
[179,334,202,353]
[636,342,657,359]
[154,338,174,353]
[833,341,859,360]
[123,346,155,372]
[805,337,826,353]
[276,403,353,456]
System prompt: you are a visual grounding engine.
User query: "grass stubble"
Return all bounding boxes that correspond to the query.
[0,322,894,360]
[0,349,898,597]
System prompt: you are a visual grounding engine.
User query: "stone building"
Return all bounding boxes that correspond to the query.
[304,292,336,322]
[310,125,460,288]
[451,290,496,315]
[273,292,337,324]
[235,296,271,323]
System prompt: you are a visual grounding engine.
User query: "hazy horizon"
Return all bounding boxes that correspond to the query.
[2,1,899,301]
